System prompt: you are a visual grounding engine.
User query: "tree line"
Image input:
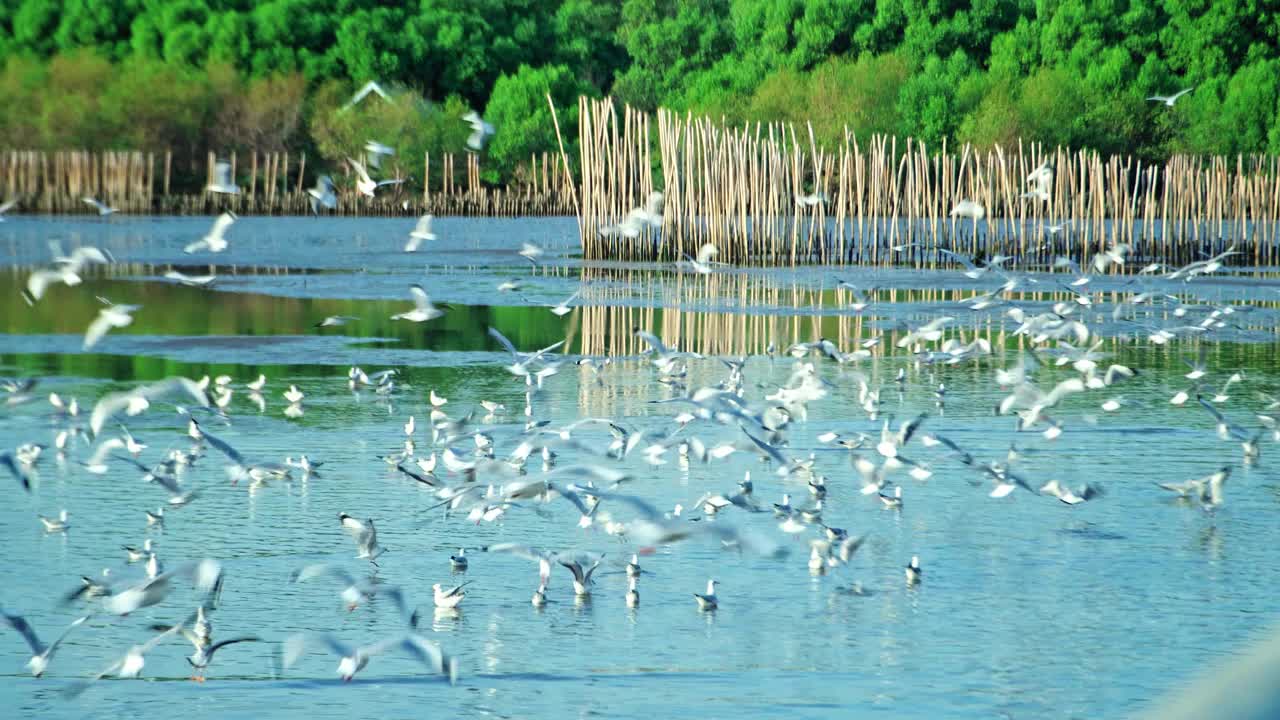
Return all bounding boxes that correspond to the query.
[1,0,1277,190]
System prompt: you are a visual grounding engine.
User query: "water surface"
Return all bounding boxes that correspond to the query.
[1,216,1278,719]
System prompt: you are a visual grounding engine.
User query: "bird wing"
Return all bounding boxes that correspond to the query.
[83,312,115,350]
[486,326,520,357]
[208,212,235,240]
[46,615,91,656]
[86,437,127,466]
[398,634,447,672]
[484,543,552,564]
[394,463,441,487]
[205,636,260,661]
[198,427,245,465]
[0,452,30,491]
[557,289,581,308]
[633,330,671,355]
[1,610,45,654]
[408,284,431,311]
[938,249,979,271]
[346,157,373,185]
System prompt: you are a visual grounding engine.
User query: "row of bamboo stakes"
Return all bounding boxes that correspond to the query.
[0,149,575,217]
[577,96,1280,270]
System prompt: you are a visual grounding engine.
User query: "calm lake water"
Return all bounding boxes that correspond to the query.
[1,215,1279,719]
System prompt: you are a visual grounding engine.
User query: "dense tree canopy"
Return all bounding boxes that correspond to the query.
[1,0,1279,184]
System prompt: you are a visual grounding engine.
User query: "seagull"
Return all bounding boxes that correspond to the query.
[347,157,405,198]
[38,509,70,532]
[163,270,217,287]
[282,632,456,683]
[184,212,236,254]
[315,315,359,328]
[484,543,557,587]
[683,243,722,274]
[97,558,223,616]
[450,549,468,571]
[1,610,90,677]
[1022,160,1054,201]
[83,299,140,349]
[949,199,985,220]
[66,624,187,695]
[518,242,545,264]
[405,214,436,252]
[1147,87,1193,107]
[291,564,377,611]
[307,175,337,213]
[0,198,16,220]
[599,192,664,238]
[283,385,304,403]
[82,196,116,216]
[339,512,385,563]
[206,161,240,194]
[693,579,718,610]
[559,553,604,597]
[1157,467,1230,510]
[905,556,922,584]
[1039,480,1104,505]
[625,577,640,607]
[391,284,445,322]
[432,581,471,609]
[626,554,641,578]
[364,140,395,168]
[463,111,496,151]
[550,289,580,317]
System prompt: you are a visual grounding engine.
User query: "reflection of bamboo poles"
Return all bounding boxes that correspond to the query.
[573,265,1280,358]
[578,100,1280,270]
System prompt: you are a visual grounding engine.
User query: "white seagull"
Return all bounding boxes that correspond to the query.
[184,212,236,254]
[405,214,437,252]
[693,579,718,610]
[463,111,495,151]
[83,299,140,349]
[1147,88,1193,107]
[82,196,116,216]
[391,284,445,322]
[307,175,337,213]
[206,161,240,194]
[347,156,405,198]
[1,609,90,677]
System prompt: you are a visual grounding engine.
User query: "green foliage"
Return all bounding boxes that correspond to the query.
[309,84,473,187]
[483,64,594,182]
[1,0,1279,182]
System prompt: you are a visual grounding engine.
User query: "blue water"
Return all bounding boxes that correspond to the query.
[0,215,1278,718]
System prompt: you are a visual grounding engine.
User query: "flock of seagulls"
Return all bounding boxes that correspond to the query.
[0,151,1275,706]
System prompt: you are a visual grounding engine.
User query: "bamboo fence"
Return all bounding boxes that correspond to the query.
[0,150,575,217]
[577,97,1280,270]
